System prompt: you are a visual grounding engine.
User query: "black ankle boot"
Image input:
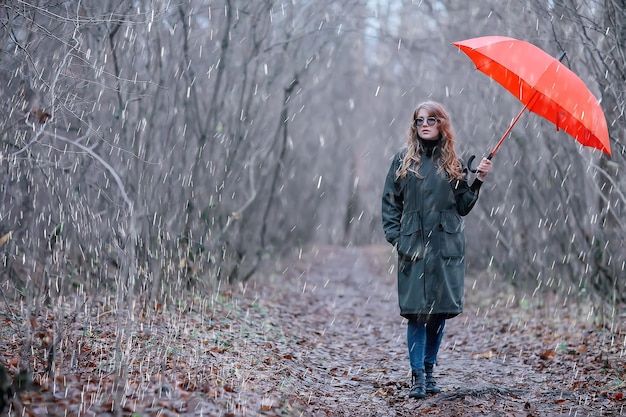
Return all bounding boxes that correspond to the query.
[409,369,426,399]
[424,363,441,394]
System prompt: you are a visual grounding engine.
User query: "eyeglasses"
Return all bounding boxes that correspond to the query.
[415,117,439,127]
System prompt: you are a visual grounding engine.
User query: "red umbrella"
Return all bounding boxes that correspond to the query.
[453,35,611,170]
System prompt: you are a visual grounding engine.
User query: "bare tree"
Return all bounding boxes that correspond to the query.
[0,0,370,295]
[2,1,624,347]
[485,0,626,305]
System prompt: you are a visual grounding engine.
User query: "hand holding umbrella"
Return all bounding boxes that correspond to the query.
[475,157,493,181]
[453,36,611,173]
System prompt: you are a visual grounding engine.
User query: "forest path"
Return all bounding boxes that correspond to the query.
[2,245,624,416]
[255,244,624,417]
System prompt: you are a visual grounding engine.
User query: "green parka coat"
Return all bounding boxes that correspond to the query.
[382,146,482,320]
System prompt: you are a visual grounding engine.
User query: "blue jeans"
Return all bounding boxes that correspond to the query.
[407,317,446,371]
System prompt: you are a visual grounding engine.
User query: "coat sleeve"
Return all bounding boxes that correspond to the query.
[451,161,482,216]
[381,154,403,246]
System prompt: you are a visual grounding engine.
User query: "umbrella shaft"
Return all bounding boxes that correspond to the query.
[490,93,536,157]
[490,107,523,156]
[490,51,566,158]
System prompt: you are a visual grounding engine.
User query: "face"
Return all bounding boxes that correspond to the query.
[415,109,440,141]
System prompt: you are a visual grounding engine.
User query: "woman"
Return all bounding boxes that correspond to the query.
[381,101,492,399]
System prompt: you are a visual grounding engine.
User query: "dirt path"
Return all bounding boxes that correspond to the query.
[2,245,624,416]
[254,245,625,417]
[261,245,406,416]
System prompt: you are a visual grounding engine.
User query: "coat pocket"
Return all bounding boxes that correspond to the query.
[397,211,423,261]
[440,211,465,258]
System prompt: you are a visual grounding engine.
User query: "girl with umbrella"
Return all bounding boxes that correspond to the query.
[381,101,492,399]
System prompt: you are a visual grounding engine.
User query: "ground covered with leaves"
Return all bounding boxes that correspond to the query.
[1,245,625,416]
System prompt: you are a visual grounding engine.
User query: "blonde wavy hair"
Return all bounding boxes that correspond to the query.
[396,101,463,181]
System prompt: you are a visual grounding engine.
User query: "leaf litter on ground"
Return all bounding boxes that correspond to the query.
[0,245,625,416]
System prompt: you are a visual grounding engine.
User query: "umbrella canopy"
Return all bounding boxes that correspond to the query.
[453,35,611,158]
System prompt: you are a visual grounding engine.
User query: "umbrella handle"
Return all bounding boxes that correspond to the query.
[467,153,493,174]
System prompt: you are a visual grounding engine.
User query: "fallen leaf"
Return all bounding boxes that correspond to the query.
[472,350,494,359]
[260,396,279,410]
[0,231,12,247]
